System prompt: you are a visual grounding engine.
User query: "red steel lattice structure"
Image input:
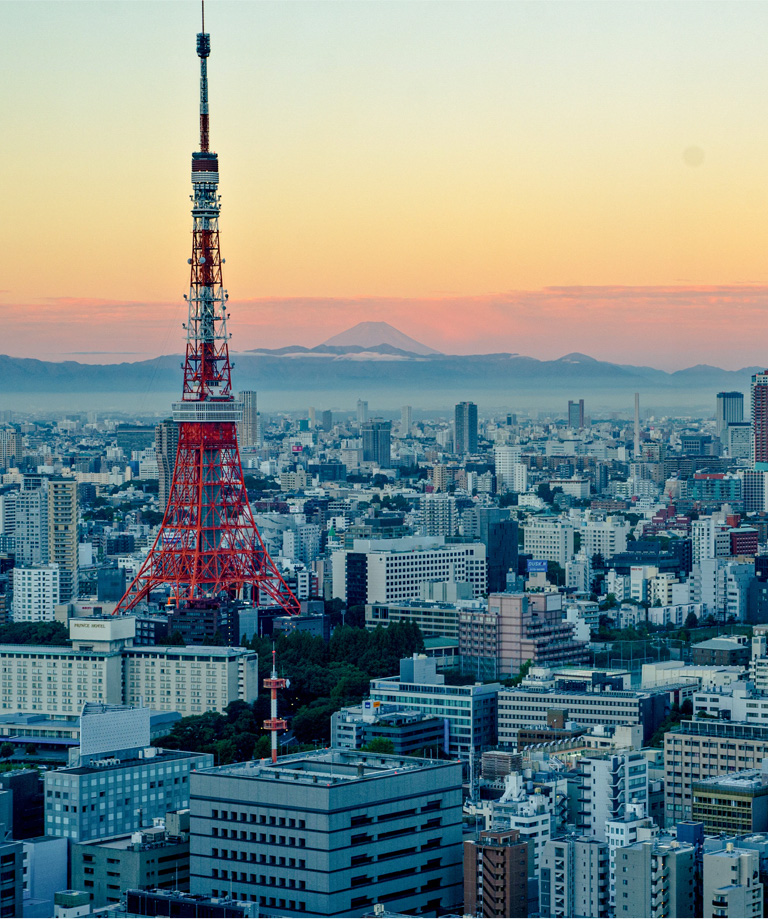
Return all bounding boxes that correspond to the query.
[116,19,298,616]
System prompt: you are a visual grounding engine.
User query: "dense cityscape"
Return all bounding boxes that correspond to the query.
[5,3,768,919]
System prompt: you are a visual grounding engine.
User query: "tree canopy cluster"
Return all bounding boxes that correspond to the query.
[0,622,69,646]
[155,621,425,763]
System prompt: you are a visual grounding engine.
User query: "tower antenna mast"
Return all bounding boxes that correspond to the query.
[114,5,299,617]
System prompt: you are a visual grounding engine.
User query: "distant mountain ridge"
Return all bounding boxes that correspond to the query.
[0,348,760,410]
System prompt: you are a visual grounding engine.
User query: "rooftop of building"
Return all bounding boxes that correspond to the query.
[49,747,208,777]
[670,720,768,739]
[199,748,456,786]
[693,769,768,795]
[75,828,187,851]
[693,638,749,651]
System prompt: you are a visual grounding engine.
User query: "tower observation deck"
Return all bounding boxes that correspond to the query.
[115,10,299,616]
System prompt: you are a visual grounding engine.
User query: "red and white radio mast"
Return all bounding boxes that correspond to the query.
[116,6,298,616]
[262,648,288,763]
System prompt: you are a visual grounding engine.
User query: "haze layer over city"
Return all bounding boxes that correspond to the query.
[5,3,768,919]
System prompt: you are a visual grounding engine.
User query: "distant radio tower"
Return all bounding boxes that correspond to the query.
[263,648,288,763]
[115,5,298,616]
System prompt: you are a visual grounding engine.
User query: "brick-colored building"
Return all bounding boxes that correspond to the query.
[464,829,529,918]
[691,637,750,667]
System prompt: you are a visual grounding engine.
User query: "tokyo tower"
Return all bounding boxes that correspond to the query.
[116,9,299,616]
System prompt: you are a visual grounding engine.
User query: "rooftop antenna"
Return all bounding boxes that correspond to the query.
[263,646,288,764]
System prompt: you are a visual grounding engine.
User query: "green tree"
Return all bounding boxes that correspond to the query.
[253,735,272,760]
[0,744,13,759]
[361,737,395,754]
[292,699,338,744]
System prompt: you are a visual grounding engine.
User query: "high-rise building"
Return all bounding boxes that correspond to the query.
[238,391,259,448]
[464,829,529,918]
[11,564,59,622]
[154,419,179,511]
[703,844,763,918]
[0,429,23,470]
[401,404,412,434]
[189,750,464,917]
[568,399,585,429]
[664,721,768,825]
[540,835,609,919]
[12,487,48,566]
[361,420,391,466]
[494,446,527,493]
[48,478,78,602]
[455,402,478,454]
[356,399,369,425]
[615,837,696,917]
[577,752,649,841]
[420,493,458,537]
[717,391,745,439]
[752,372,768,470]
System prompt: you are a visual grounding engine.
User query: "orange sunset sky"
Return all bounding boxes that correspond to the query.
[4,1,768,369]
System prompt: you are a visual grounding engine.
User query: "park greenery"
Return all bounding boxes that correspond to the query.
[0,622,69,646]
[155,621,425,763]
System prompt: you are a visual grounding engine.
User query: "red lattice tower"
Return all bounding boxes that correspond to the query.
[115,16,298,616]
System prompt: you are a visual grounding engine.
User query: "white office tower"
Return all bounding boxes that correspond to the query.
[13,487,49,566]
[692,517,718,564]
[566,552,592,593]
[541,836,609,919]
[523,518,575,567]
[605,805,658,912]
[0,492,16,538]
[238,390,260,448]
[12,564,60,622]
[578,751,649,842]
[703,845,762,918]
[401,404,412,434]
[420,493,458,537]
[356,399,369,425]
[494,445,527,492]
[581,516,630,559]
[491,773,553,873]
[48,479,78,603]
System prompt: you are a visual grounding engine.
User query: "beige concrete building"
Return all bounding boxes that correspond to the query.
[665,721,768,825]
[48,478,78,602]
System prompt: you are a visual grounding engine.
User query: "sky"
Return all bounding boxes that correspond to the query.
[4,0,768,369]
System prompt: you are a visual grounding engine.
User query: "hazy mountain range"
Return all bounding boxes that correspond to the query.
[0,322,759,414]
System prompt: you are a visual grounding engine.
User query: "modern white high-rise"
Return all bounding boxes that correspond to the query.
[703,845,762,918]
[541,835,609,919]
[13,487,49,566]
[692,517,718,565]
[420,493,458,537]
[48,478,78,603]
[491,773,553,873]
[605,806,658,911]
[238,391,259,448]
[12,564,60,622]
[401,404,412,434]
[356,399,369,425]
[578,751,649,842]
[716,391,744,439]
[0,492,16,538]
[523,518,575,567]
[581,517,630,559]
[494,445,527,492]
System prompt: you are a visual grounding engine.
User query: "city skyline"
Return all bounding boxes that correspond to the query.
[5,1,768,370]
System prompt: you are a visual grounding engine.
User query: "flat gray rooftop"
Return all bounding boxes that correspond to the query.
[201,749,451,786]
